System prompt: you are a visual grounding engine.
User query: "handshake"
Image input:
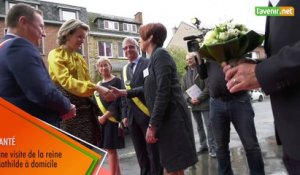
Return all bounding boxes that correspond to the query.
[98,85,128,102]
[59,85,127,121]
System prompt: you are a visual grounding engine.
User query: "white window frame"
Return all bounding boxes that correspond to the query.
[118,42,125,58]
[104,20,119,31]
[7,2,17,10]
[123,23,137,33]
[77,44,85,56]
[37,37,45,55]
[98,41,113,57]
[59,9,78,21]
[5,1,38,13]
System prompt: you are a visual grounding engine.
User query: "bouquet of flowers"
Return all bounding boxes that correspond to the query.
[199,20,264,64]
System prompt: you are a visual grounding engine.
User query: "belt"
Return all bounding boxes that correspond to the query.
[212,93,248,101]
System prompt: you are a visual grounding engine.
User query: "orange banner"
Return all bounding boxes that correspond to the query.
[0,98,107,175]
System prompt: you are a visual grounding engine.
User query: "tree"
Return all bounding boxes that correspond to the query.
[167,46,187,80]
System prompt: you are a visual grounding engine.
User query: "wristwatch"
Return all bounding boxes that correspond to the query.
[148,124,157,130]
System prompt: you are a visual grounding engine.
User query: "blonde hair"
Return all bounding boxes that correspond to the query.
[57,19,90,45]
[96,57,112,70]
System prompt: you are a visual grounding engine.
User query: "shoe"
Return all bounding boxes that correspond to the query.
[209,151,216,158]
[197,147,208,154]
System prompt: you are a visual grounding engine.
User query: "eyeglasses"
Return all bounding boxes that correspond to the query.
[122,45,136,50]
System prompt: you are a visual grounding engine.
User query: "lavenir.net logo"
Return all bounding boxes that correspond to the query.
[255,6,294,16]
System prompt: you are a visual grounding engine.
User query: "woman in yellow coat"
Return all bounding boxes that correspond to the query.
[48,19,113,146]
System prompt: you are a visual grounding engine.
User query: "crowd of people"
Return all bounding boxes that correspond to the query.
[1,1,300,175]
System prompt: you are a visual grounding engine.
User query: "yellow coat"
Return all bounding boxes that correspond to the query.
[48,47,96,97]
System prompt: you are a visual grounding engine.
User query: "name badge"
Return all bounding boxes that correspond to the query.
[143,68,149,78]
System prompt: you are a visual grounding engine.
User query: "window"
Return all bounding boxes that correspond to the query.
[57,5,80,21]
[118,42,124,57]
[77,44,85,56]
[37,37,45,55]
[104,20,119,31]
[60,10,77,21]
[123,23,137,33]
[98,41,113,57]
[8,2,16,9]
[6,2,38,13]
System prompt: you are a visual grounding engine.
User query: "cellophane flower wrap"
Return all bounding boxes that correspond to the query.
[199,20,264,64]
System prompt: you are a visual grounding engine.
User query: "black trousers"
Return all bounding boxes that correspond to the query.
[129,119,163,175]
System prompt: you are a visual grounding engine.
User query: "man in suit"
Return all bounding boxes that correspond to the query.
[0,4,75,127]
[121,37,163,175]
[224,0,300,174]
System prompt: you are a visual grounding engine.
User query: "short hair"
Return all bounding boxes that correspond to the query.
[122,37,139,48]
[57,19,90,45]
[96,57,112,70]
[5,3,42,28]
[139,23,167,47]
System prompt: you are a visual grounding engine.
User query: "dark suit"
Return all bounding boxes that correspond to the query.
[255,0,300,173]
[0,35,70,127]
[122,57,163,175]
[129,48,198,172]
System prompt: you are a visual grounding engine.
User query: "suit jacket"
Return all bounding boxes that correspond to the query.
[0,35,70,127]
[256,0,300,159]
[182,68,210,111]
[122,57,150,126]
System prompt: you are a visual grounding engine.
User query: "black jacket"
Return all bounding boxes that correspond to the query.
[255,0,300,160]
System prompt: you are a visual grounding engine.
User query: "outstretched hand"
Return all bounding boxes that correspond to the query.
[101,90,116,102]
[109,86,128,98]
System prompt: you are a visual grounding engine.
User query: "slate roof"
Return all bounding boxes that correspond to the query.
[0,0,88,24]
[88,12,141,38]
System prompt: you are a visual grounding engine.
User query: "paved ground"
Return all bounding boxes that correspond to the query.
[102,97,288,174]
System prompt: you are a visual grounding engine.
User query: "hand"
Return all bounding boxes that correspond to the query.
[122,118,128,128]
[191,98,200,105]
[96,85,115,102]
[98,115,107,125]
[109,86,127,98]
[146,126,158,144]
[102,90,116,102]
[61,104,76,120]
[223,62,260,93]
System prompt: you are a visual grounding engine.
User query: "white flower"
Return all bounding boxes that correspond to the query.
[218,32,229,41]
[202,20,249,46]
[202,30,218,46]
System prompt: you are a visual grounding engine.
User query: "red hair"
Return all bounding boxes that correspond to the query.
[139,23,167,47]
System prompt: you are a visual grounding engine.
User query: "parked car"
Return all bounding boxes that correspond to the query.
[250,90,265,102]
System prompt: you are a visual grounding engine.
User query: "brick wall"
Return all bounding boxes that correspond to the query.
[88,36,99,59]
[43,24,60,66]
[43,24,89,66]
